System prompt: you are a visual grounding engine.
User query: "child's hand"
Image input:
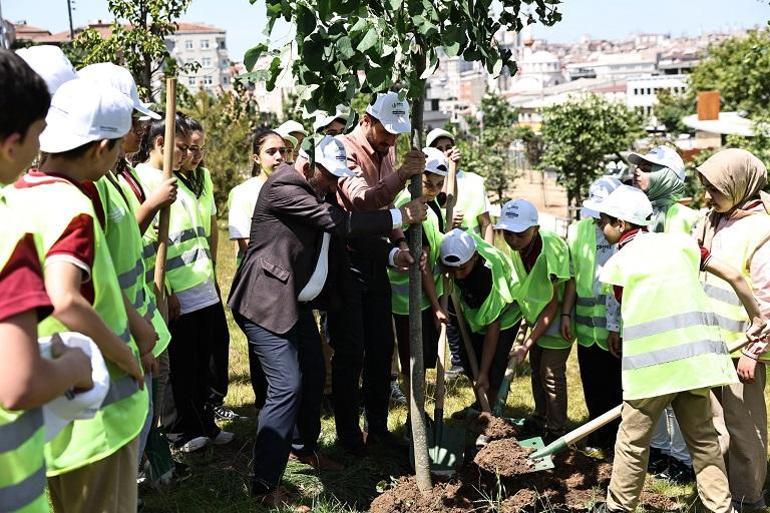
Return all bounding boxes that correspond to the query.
[433,307,449,331]
[607,331,622,359]
[475,372,490,394]
[141,353,158,376]
[113,345,145,389]
[149,177,178,209]
[52,341,93,392]
[452,209,464,228]
[737,354,758,384]
[512,344,528,365]
[132,316,158,357]
[168,293,181,321]
[746,316,767,343]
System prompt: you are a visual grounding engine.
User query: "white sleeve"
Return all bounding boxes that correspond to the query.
[228,190,250,240]
[606,293,621,333]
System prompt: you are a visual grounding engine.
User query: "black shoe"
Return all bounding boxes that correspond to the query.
[339,440,367,457]
[212,405,247,421]
[647,447,669,475]
[389,380,407,406]
[659,457,694,484]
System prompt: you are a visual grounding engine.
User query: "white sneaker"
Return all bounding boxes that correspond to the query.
[212,430,234,446]
[179,436,210,453]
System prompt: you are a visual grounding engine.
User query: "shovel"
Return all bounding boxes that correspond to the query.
[427,294,466,475]
[491,324,531,417]
[529,336,755,465]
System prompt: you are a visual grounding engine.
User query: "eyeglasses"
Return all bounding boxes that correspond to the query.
[176,143,190,152]
[189,145,205,154]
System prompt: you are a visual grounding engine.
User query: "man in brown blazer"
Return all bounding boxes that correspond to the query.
[228,135,426,505]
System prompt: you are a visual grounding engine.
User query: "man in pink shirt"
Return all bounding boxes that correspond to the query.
[325,92,425,452]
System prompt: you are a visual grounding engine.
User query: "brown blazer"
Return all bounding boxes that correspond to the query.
[228,163,394,334]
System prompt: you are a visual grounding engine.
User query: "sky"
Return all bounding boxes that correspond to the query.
[4,0,769,63]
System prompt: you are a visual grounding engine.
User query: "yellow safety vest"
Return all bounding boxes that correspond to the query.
[135,165,215,295]
[509,229,572,349]
[389,191,443,315]
[5,176,148,476]
[600,231,737,400]
[568,218,610,350]
[0,194,48,512]
[699,212,770,362]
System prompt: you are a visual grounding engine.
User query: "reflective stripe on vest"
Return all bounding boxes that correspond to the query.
[4,178,148,476]
[166,247,212,271]
[101,375,141,408]
[168,226,207,245]
[699,212,770,361]
[0,409,43,453]
[118,259,144,289]
[0,464,46,512]
[0,219,47,513]
[599,231,737,400]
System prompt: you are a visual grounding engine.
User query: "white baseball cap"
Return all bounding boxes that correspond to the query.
[496,199,539,233]
[277,120,307,137]
[628,145,686,181]
[16,45,76,95]
[365,92,411,134]
[39,332,109,442]
[581,176,623,219]
[308,135,354,178]
[423,147,448,176]
[77,62,160,120]
[595,184,654,226]
[440,228,477,267]
[426,128,455,148]
[282,133,298,150]
[313,105,350,133]
[39,78,134,153]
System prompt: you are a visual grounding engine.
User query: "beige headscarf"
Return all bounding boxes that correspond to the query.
[697,148,770,249]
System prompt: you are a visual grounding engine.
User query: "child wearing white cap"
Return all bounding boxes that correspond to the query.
[4,78,148,513]
[439,229,522,408]
[497,198,572,442]
[0,50,93,513]
[629,144,699,479]
[591,184,767,513]
[561,176,623,452]
[389,147,449,401]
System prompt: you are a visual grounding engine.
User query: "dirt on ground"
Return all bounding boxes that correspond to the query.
[466,412,520,440]
[370,435,680,513]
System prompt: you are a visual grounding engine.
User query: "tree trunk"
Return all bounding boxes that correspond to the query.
[408,71,432,494]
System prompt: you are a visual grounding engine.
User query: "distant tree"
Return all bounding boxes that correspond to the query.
[460,91,522,203]
[540,94,643,215]
[72,0,198,100]
[654,89,694,136]
[513,125,544,167]
[688,28,770,117]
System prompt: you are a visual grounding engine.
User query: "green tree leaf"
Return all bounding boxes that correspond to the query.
[244,43,268,71]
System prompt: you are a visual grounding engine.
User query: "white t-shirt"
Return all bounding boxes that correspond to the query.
[227,176,265,240]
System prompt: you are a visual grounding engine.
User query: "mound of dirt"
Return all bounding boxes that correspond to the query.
[370,439,680,512]
[474,438,535,477]
[368,476,474,513]
[467,412,520,440]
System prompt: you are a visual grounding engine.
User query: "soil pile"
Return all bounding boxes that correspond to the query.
[370,437,680,512]
[474,438,535,476]
[467,412,520,440]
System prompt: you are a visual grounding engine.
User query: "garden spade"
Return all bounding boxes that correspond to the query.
[528,337,755,468]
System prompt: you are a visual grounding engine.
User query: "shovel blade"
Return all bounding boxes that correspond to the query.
[427,423,465,475]
[518,436,554,471]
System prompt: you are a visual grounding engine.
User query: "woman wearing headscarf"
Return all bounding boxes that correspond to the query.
[695,148,770,510]
[628,145,700,482]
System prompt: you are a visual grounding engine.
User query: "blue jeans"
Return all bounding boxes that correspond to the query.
[234,308,324,491]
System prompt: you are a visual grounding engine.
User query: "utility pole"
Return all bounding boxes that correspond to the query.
[0,0,7,49]
[66,0,74,40]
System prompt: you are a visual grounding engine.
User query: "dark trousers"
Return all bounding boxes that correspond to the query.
[458,322,519,398]
[207,299,231,405]
[393,309,439,376]
[577,342,622,449]
[234,308,324,490]
[167,303,220,440]
[326,255,394,444]
[446,298,464,368]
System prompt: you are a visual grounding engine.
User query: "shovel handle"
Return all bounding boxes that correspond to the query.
[530,336,754,460]
[451,292,491,413]
[434,286,450,415]
[492,324,530,415]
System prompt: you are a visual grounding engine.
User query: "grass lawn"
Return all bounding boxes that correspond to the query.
[139,230,770,513]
